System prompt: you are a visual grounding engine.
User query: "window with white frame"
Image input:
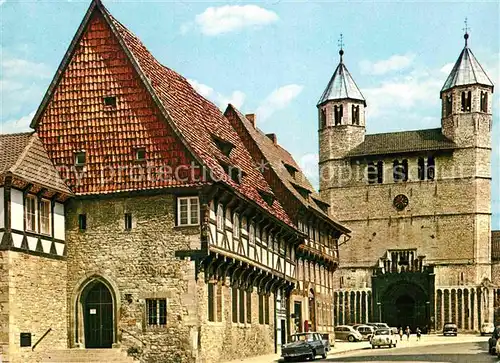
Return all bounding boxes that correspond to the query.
[25,195,37,232]
[177,197,199,226]
[249,223,255,245]
[146,298,167,326]
[40,199,51,235]
[216,204,224,231]
[233,213,240,239]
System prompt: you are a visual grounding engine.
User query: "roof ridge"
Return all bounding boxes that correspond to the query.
[9,133,37,174]
[366,127,442,137]
[0,131,34,137]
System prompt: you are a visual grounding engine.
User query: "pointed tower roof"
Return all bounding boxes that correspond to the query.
[317,49,366,106]
[441,32,494,93]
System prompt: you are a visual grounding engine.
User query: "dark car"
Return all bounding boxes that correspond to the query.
[488,326,500,355]
[443,322,458,336]
[281,332,327,361]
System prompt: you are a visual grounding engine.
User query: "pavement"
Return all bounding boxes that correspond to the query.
[223,334,489,363]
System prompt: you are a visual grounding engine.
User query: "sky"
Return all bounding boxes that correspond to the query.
[0,0,499,228]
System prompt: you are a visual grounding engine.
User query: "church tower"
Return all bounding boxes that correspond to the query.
[318,45,366,192]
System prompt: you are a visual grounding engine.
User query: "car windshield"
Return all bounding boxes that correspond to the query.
[375,329,390,335]
[291,334,314,342]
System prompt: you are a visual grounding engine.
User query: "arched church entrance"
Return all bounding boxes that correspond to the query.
[380,282,429,332]
[82,280,114,348]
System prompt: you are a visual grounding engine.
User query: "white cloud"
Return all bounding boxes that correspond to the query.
[0,0,6,6]
[256,84,303,122]
[2,58,52,79]
[188,79,246,110]
[298,153,319,190]
[0,111,35,134]
[440,62,454,75]
[360,54,415,75]
[191,5,278,36]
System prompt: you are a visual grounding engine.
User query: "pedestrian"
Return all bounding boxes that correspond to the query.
[405,326,411,341]
[416,327,421,341]
[398,327,403,342]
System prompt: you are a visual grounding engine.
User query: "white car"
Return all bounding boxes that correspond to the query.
[371,328,398,349]
[481,322,494,336]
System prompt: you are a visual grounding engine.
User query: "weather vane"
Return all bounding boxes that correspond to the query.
[338,33,344,62]
[463,17,470,46]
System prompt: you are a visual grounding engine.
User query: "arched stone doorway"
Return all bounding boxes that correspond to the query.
[72,276,119,348]
[380,282,428,331]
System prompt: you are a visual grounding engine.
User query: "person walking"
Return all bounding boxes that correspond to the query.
[416,327,421,341]
[398,327,403,342]
[405,326,411,341]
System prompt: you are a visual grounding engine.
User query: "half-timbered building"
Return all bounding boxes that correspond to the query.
[0,1,349,362]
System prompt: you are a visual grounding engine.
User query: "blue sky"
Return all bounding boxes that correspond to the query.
[1,0,499,228]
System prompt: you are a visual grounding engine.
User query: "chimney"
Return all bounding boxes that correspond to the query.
[245,114,256,127]
[266,133,277,145]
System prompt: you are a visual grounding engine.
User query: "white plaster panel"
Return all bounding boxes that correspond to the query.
[42,239,52,253]
[54,202,65,240]
[27,236,38,251]
[11,189,24,231]
[12,233,23,248]
[54,242,65,256]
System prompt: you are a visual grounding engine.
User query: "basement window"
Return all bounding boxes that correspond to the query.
[104,96,117,107]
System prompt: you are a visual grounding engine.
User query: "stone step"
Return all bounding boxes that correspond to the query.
[39,348,138,362]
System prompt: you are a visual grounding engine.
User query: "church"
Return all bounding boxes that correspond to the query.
[318,29,498,332]
[0,1,347,362]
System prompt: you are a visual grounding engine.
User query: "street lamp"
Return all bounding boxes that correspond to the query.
[377,302,382,322]
[425,301,430,334]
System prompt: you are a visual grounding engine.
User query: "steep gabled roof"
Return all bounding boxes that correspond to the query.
[347,128,457,158]
[29,0,293,226]
[317,53,366,106]
[225,105,350,234]
[0,133,72,194]
[441,44,494,93]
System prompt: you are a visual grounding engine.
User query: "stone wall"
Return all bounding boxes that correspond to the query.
[0,252,9,363]
[4,251,67,363]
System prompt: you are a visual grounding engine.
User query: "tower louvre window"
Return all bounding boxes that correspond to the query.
[320,109,327,128]
[352,105,360,125]
[481,91,488,113]
[445,95,453,116]
[334,105,343,125]
[461,91,471,112]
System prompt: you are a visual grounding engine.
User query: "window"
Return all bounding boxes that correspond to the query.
[135,148,146,161]
[246,291,252,323]
[25,195,37,232]
[233,214,240,239]
[264,294,270,325]
[207,282,222,322]
[124,213,132,230]
[367,162,382,184]
[352,105,360,125]
[239,289,245,323]
[146,298,167,326]
[259,294,264,324]
[334,105,343,125]
[75,151,86,166]
[393,159,408,182]
[216,204,224,231]
[427,157,435,180]
[78,214,87,231]
[418,157,435,181]
[461,91,471,112]
[320,109,327,128]
[40,199,51,235]
[249,224,255,245]
[177,197,199,226]
[232,287,238,323]
[418,157,425,180]
[445,94,453,116]
[104,96,117,107]
[481,92,488,113]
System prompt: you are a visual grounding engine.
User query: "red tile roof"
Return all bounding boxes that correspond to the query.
[0,132,72,194]
[31,0,294,227]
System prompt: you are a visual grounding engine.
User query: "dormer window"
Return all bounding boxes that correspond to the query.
[283,163,298,179]
[212,135,234,157]
[104,96,116,107]
[75,151,86,166]
[221,162,243,184]
[291,182,311,199]
[135,147,146,161]
[258,190,275,206]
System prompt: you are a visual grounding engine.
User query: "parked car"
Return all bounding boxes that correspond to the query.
[481,322,495,336]
[334,325,364,342]
[355,325,375,341]
[443,322,458,336]
[496,337,500,358]
[488,326,500,355]
[371,328,398,348]
[390,327,399,335]
[281,332,327,361]
[367,322,390,330]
